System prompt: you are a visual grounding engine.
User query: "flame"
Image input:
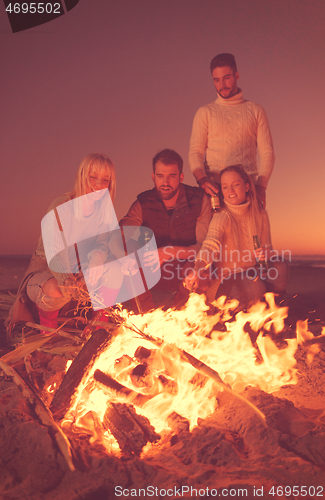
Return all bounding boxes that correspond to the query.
[297,320,325,364]
[60,293,299,453]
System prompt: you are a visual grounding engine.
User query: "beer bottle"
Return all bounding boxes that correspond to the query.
[253,235,268,274]
[210,192,220,213]
[143,229,155,271]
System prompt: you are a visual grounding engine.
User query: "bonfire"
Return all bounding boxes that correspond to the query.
[0,291,325,500]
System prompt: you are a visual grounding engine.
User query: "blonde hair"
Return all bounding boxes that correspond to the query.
[67,153,116,202]
[220,165,263,244]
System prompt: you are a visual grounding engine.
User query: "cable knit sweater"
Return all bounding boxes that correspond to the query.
[195,200,272,279]
[189,89,275,188]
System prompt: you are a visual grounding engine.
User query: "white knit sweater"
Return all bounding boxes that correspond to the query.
[195,200,272,278]
[189,89,275,188]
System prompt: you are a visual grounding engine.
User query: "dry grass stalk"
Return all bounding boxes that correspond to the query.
[26,322,83,342]
[0,292,16,319]
[1,334,52,364]
[0,292,16,308]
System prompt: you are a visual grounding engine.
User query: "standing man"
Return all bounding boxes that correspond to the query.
[110,149,211,310]
[189,53,275,208]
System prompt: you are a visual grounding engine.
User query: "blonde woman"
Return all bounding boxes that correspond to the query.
[7,153,123,337]
[185,165,288,307]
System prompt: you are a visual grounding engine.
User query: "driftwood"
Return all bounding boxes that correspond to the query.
[0,359,74,471]
[103,402,160,456]
[50,326,122,419]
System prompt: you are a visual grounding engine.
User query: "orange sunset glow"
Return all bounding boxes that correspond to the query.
[1,1,325,257]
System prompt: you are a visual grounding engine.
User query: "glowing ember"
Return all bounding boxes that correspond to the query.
[60,293,299,454]
[47,382,57,394]
[65,360,73,372]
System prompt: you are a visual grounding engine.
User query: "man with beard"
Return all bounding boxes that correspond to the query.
[110,149,211,310]
[189,53,275,208]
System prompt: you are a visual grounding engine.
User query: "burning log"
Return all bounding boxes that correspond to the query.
[167,411,190,435]
[50,326,122,419]
[103,402,160,456]
[130,363,150,386]
[158,374,178,395]
[93,369,151,406]
[179,350,267,425]
[0,358,75,471]
[134,346,152,360]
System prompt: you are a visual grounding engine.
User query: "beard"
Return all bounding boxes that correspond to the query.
[156,184,180,201]
[218,83,238,99]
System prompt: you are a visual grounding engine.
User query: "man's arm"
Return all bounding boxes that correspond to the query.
[189,107,210,185]
[119,200,143,227]
[255,106,275,189]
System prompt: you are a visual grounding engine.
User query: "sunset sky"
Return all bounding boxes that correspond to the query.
[1,0,325,256]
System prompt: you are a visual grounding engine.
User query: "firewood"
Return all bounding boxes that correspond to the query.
[134,346,152,360]
[158,374,178,395]
[94,369,134,397]
[180,349,267,426]
[103,402,160,456]
[167,411,190,434]
[50,326,121,419]
[93,369,151,406]
[130,363,153,388]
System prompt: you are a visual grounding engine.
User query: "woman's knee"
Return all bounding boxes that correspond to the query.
[26,273,70,311]
[42,277,63,297]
